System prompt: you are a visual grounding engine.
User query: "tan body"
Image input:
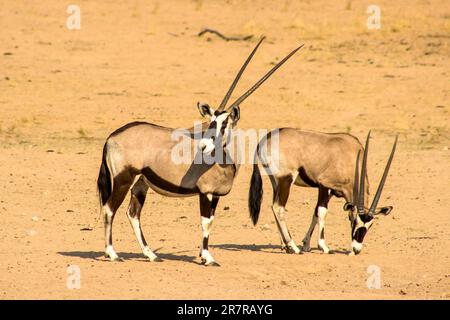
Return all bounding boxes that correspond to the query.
[249,128,394,255]
[98,120,237,266]
[106,122,237,198]
[264,128,368,201]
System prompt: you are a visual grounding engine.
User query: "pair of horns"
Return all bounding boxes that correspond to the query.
[353,132,398,216]
[217,37,304,112]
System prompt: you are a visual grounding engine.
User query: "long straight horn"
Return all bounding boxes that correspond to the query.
[217,37,266,112]
[226,44,304,110]
[368,135,398,216]
[358,131,371,213]
[353,151,361,205]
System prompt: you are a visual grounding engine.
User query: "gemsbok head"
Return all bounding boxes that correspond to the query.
[343,132,397,255]
[197,37,303,156]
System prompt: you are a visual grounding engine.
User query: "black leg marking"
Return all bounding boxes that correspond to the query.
[199,194,220,266]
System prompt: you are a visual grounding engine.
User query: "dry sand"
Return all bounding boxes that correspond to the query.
[0,0,449,299]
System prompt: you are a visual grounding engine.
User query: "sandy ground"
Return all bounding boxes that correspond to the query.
[0,0,449,299]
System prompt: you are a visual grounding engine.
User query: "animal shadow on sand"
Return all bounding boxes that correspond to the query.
[211,243,350,255]
[58,248,201,264]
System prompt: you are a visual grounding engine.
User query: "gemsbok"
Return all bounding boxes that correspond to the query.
[248,130,397,255]
[96,37,304,265]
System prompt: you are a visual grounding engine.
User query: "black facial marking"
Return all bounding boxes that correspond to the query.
[220,118,229,135]
[208,120,217,132]
[354,227,367,243]
[359,214,373,223]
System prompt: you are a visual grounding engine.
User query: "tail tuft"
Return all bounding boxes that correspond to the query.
[248,163,263,225]
[97,143,112,207]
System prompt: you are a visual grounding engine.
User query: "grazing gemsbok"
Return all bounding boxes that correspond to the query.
[96,38,304,265]
[248,130,397,255]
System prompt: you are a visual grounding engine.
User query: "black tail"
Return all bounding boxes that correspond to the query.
[248,162,263,225]
[97,143,112,207]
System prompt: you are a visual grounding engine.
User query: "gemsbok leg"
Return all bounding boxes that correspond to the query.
[199,193,220,266]
[302,186,331,253]
[104,175,134,261]
[271,175,301,254]
[125,176,161,262]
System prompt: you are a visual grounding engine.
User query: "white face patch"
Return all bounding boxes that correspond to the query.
[199,112,231,154]
[199,138,215,154]
[351,240,363,253]
[213,112,231,139]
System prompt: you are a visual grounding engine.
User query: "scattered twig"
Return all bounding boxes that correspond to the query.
[198,28,253,42]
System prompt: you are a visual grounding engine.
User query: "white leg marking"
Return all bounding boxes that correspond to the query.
[272,205,300,254]
[201,216,214,239]
[317,206,330,254]
[105,245,119,261]
[200,249,215,265]
[201,216,216,265]
[128,216,158,261]
[104,205,120,261]
[287,239,301,254]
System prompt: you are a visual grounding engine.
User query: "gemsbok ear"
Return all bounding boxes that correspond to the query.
[373,206,393,216]
[343,202,355,212]
[230,105,240,122]
[197,102,214,118]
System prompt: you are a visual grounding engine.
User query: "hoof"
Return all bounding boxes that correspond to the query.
[301,243,312,252]
[282,246,294,254]
[107,256,123,262]
[201,258,220,267]
[284,246,301,254]
[318,245,330,254]
[150,256,163,262]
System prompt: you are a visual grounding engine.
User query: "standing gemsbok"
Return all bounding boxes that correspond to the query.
[96,37,303,266]
[248,130,397,255]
